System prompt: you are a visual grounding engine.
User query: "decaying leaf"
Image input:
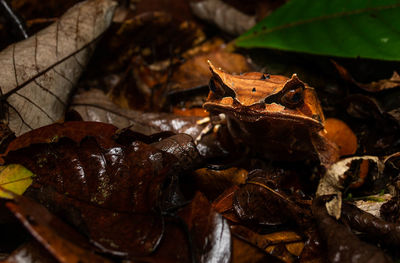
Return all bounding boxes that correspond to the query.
[383,152,400,169]
[168,50,253,95]
[151,133,203,172]
[312,196,392,263]
[316,156,385,219]
[177,192,231,263]
[353,193,392,218]
[341,202,400,247]
[0,164,34,199]
[231,225,304,262]
[192,167,247,200]
[190,0,256,35]
[1,122,180,256]
[0,0,116,136]
[212,186,241,223]
[3,241,58,263]
[231,236,276,263]
[6,193,112,263]
[233,169,311,227]
[2,121,119,157]
[136,192,232,263]
[333,60,400,92]
[380,194,400,224]
[3,123,178,214]
[70,89,206,138]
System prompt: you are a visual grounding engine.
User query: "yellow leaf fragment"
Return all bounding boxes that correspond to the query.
[0,164,34,199]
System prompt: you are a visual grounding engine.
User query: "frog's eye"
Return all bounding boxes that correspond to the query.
[280,85,304,108]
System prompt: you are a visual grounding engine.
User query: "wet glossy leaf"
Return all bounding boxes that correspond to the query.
[25,184,165,257]
[233,170,307,226]
[193,167,247,200]
[135,192,232,263]
[212,186,241,223]
[177,192,231,263]
[236,0,400,61]
[231,236,278,263]
[341,202,400,247]
[312,196,392,263]
[0,0,116,136]
[5,135,176,213]
[151,133,203,172]
[233,182,290,225]
[231,225,304,263]
[381,194,400,224]
[2,122,119,156]
[0,164,34,199]
[6,194,112,263]
[2,122,182,256]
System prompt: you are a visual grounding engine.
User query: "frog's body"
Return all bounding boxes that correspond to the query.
[203,61,338,165]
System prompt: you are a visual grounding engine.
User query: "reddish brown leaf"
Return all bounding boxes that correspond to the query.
[2,121,118,159]
[168,50,253,95]
[4,241,58,263]
[332,60,400,92]
[25,185,164,257]
[231,225,304,263]
[312,196,392,263]
[6,194,111,263]
[136,192,232,263]
[231,235,279,263]
[151,133,203,172]
[70,90,206,138]
[341,202,400,247]
[2,123,185,257]
[178,192,231,263]
[5,134,176,213]
[212,186,241,223]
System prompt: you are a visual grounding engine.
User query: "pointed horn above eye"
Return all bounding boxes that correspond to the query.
[207,60,236,98]
[290,73,300,81]
[207,60,225,76]
[285,73,305,88]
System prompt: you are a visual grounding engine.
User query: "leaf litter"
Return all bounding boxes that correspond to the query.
[0,0,400,262]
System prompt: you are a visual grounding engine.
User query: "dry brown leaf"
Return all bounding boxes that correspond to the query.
[231,236,273,263]
[70,89,205,138]
[168,50,253,94]
[231,225,303,263]
[190,0,256,35]
[0,0,116,136]
[5,193,112,263]
[353,193,392,218]
[332,60,400,92]
[316,156,384,219]
[193,167,247,200]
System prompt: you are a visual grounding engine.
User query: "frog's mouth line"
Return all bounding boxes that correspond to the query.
[203,102,324,130]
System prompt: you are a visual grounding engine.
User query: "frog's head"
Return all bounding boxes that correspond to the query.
[203,61,325,131]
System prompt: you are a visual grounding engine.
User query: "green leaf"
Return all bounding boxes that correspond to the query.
[235,0,400,61]
[0,164,34,199]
